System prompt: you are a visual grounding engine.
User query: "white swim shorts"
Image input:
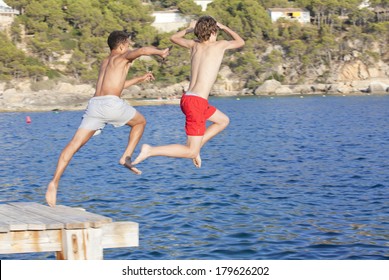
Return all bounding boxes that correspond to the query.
[79,95,137,131]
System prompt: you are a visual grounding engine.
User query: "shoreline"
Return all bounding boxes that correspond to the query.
[1,78,388,113]
[1,92,388,113]
[0,98,181,113]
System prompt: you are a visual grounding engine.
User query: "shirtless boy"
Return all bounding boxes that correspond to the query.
[132,16,244,168]
[45,30,170,207]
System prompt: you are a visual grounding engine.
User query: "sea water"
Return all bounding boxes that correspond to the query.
[0,95,388,260]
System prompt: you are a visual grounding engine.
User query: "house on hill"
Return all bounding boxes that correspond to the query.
[152,0,214,32]
[194,0,213,11]
[0,0,19,31]
[151,10,189,33]
[268,8,310,24]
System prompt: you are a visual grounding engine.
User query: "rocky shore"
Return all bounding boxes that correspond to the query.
[1,73,389,113]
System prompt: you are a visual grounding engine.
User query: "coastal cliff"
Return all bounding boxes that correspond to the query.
[1,60,388,113]
[2,1,389,113]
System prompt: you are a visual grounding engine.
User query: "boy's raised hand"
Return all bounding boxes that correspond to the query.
[141,72,155,82]
[217,22,226,30]
[189,20,197,29]
[160,47,171,59]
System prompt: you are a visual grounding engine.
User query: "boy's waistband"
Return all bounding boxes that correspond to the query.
[183,91,206,100]
[90,95,121,101]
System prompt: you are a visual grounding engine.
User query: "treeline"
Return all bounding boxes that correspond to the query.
[1,0,389,88]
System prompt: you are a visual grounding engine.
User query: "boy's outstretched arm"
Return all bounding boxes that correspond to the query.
[170,21,197,49]
[125,46,170,62]
[217,22,245,50]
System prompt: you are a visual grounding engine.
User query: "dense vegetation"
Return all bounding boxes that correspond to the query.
[1,0,389,89]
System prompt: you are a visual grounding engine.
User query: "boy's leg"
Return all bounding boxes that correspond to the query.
[132,136,203,165]
[119,111,146,174]
[192,109,230,167]
[202,109,230,147]
[46,128,96,207]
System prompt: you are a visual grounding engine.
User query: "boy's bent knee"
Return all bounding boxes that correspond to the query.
[225,116,230,125]
[221,115,230,128]
[129,113,146,127]
[139,117,146,126]
[188,151,199,159]
[185,147,200,159]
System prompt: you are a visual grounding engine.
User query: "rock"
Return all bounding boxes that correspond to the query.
[254,79,281,95]
[275,86,293,95]
[367,81,388,93]
[337,83,354,94]
[14,80,31,91]
[56,82,76,93]
[316,84,329,92]
[292,85,312,94]
[54,82,92,94]
[122,85,141,98]
[339,60,369,81]
[215,66,244,93]
[74,84,94,94]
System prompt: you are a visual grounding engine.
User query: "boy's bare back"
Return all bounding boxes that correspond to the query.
[171,18,244,99]
[95,54,132,97]
[189,41,228,98]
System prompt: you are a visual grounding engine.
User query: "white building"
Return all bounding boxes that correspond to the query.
[151,0,214,33]
[152,10,189,33]
[359,0,370,9]
[194,0,213,11]
[268,8,310,24]
[0,0,19,30]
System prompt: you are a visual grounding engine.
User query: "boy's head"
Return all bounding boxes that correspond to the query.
[194,16,218,42]
[107,30,130,50]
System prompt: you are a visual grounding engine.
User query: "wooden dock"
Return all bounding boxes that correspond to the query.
[0,202,138,260]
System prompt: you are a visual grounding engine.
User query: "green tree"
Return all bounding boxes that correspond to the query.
[0,32,49,80]
[177,0,202,16]
[67,49,87,81]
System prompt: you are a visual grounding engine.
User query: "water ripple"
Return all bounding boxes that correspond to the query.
[0,96,388,260]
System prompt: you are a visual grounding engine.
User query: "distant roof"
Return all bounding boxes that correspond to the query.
[0,0,19,14]
[0,0,10,8]
[268,8,309,12]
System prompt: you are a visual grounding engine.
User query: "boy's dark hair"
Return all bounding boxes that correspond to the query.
[194,16,218,42]
[107,30,129,50]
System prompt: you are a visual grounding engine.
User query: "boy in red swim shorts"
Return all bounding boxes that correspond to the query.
[180,91,216,136]
[133,16,245,168]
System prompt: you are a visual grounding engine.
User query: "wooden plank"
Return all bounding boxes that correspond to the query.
[55,205,112,228]
[0,230,62,254]
[101,222,139,248]
[0,218,11,233]
[0,204,64,231]
[9,202,89,229]
[0,204,46,230]
[0,212,25,231]
[59,228,103,260]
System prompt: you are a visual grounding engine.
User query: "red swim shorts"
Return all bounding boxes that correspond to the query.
[180,94,216,136]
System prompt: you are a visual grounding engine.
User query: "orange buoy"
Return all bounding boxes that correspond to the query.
[26,116,31,123]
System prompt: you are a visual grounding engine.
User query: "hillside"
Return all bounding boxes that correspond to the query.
[1,0,389,112]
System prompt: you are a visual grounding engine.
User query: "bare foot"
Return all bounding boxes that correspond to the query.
[121,156,142,175]
[132,144,152,165]
[193,154,202,168]
[46,181,58,207]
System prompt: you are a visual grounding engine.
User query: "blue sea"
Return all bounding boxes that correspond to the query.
[0,95,388,260]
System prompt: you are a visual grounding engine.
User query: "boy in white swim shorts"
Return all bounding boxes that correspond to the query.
[79,95,137,132]
[46,30,170,207]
